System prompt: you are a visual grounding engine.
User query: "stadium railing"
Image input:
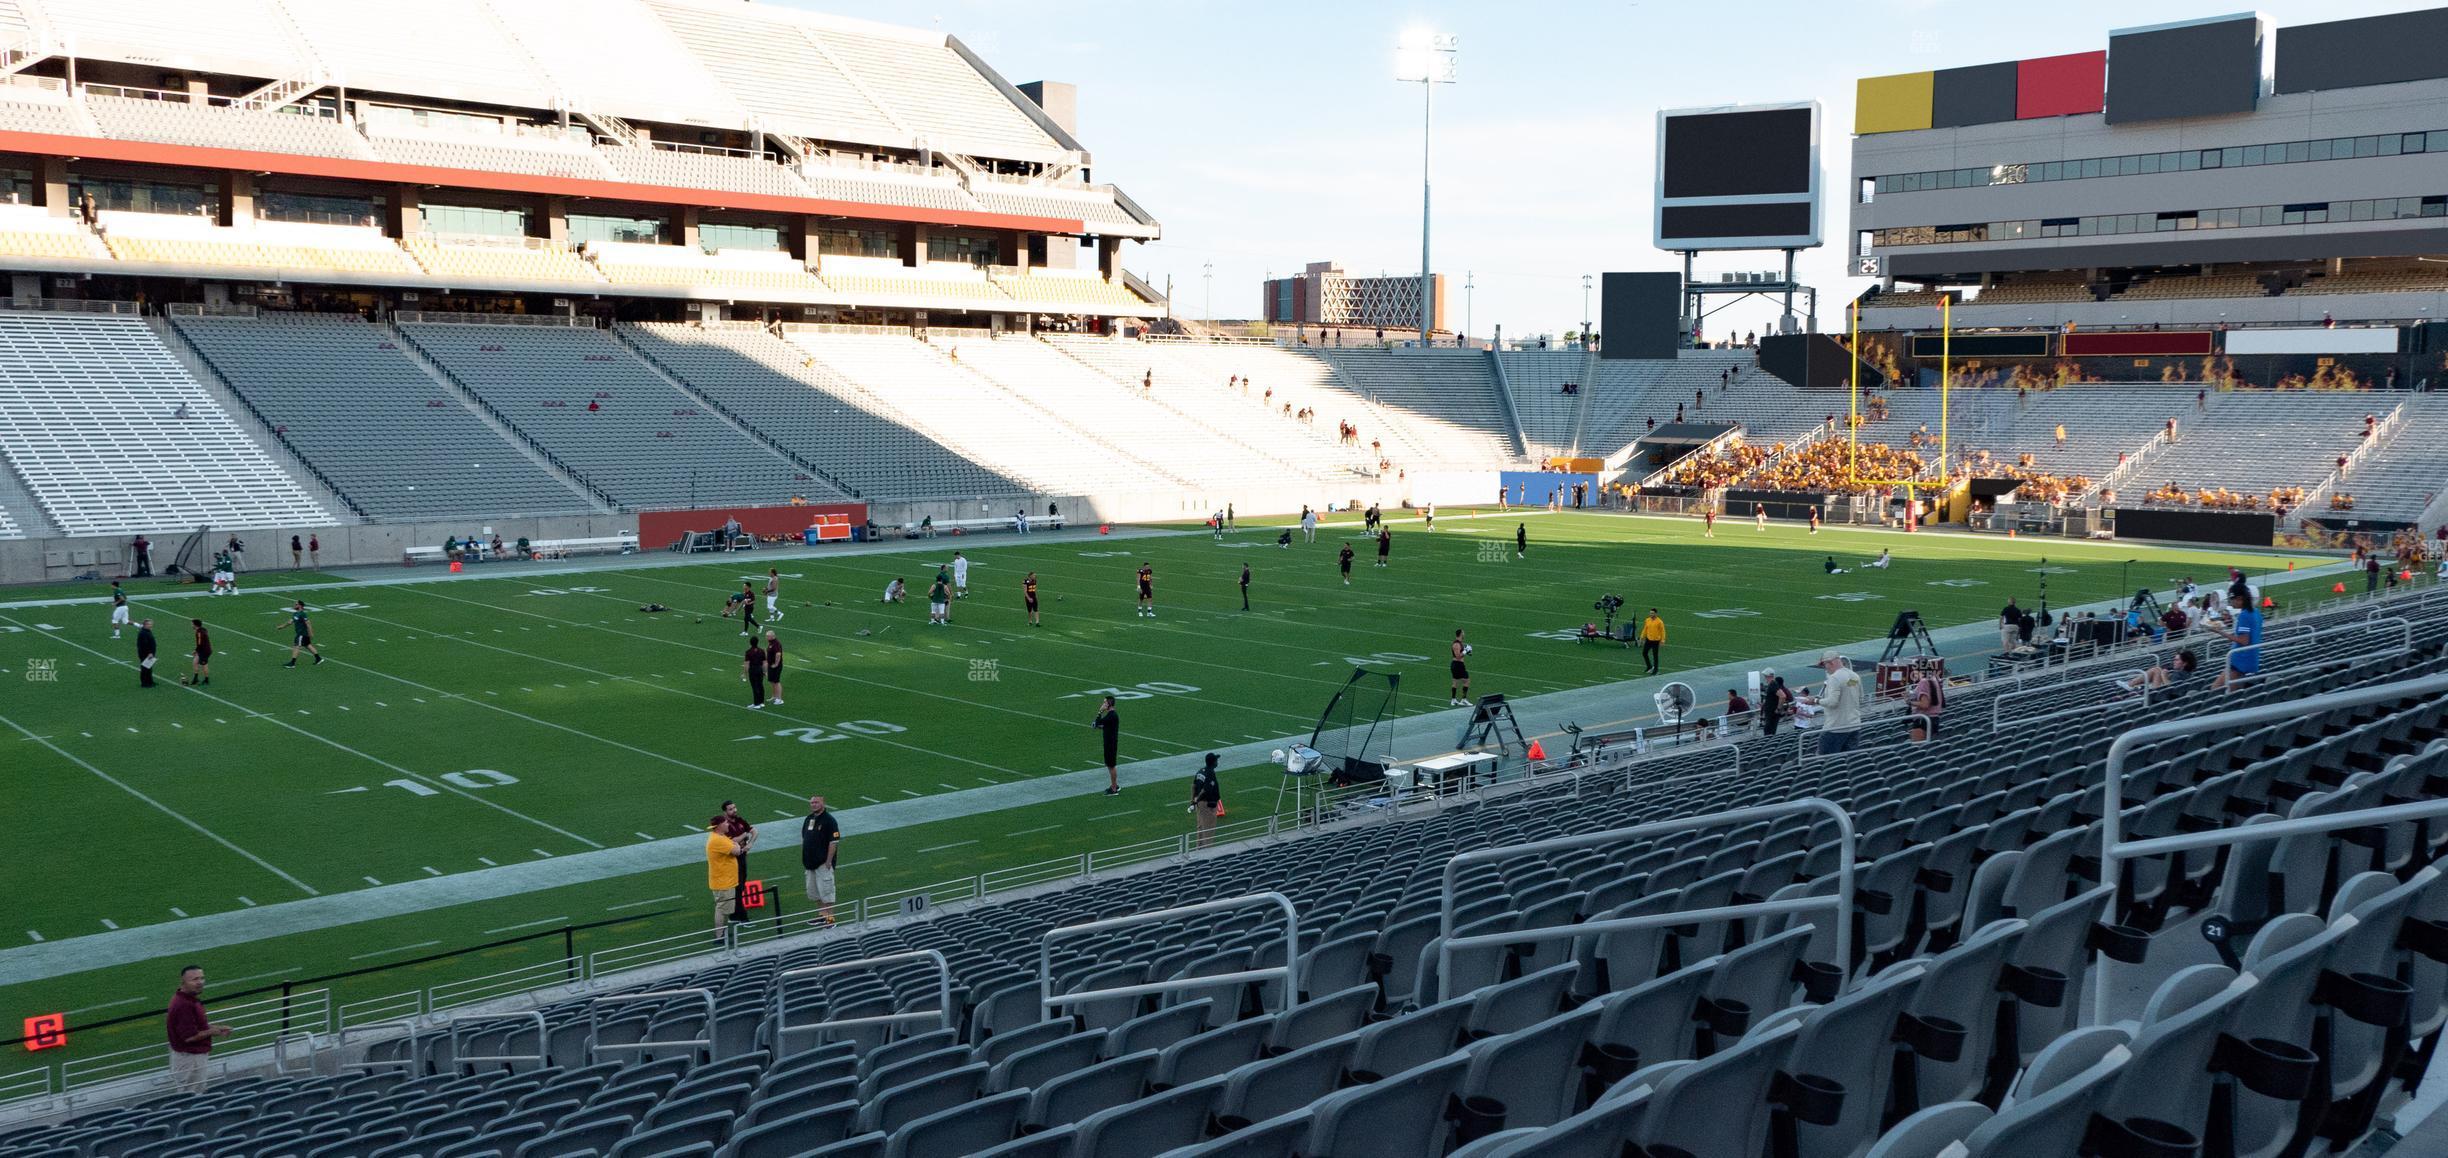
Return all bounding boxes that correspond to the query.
[4,577,2429,1112]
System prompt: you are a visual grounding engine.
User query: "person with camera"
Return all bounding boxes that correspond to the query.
[1189,754,1222,848]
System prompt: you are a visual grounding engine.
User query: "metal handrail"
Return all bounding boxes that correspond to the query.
[1436,798,1856,1002]
[1040,892,1300,1015]
[2093,668,2448,1023]
[589,988,715,1063]
[335,1019,422,1072]
[1993,671,2147,732]
[449,1010,548,1069]
[772,951,951,1051]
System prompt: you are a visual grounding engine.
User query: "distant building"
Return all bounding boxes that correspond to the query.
[1263,262,1448,332]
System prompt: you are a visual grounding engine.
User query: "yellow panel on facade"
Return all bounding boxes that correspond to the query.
[1855,71,1934,134]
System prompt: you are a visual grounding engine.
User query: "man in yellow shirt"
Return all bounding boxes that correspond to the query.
[705,818,742,944]
[1640,609,1667,675]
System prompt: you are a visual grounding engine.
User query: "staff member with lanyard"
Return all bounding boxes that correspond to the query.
[800,796,840,927]
[1190,754,1223,848]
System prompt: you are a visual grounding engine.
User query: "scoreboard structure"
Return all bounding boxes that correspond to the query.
[1649,100,1824,345]
[1653,101,1823,252]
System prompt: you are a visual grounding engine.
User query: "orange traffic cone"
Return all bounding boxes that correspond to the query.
[2333,582,2348,594]
[1526,739,1547,762]
[1099,524,1111,535]
[2287,561,2295,571]
[2262,596,2276,609]
[448,560,462,573]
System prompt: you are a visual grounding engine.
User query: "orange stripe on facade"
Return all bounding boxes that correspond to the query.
[0,130,1088,234]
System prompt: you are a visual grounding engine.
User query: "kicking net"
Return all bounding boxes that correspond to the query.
[1309,666,1400,784]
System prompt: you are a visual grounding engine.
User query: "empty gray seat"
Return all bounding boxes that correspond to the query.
[1026,1049,1159,1130]
[880,1089,1028,1158]
[1462,1003,1603,1131]
[717,1100,858,1158]
[1154,1018,1272,1089]
[1073,1075,1228,1158]
[606,1110,731,1157]
[988,1028,1108,1093]
[1301,1053,1470,1158]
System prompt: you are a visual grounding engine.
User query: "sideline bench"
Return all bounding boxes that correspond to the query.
[403,533,637,565]
[901,515,1068,538]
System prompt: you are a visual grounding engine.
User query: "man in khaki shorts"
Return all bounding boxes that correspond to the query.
[705,817,742,944]
[801,796,841,927]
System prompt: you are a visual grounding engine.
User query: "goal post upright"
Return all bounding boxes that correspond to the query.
[1845,297,1950,505]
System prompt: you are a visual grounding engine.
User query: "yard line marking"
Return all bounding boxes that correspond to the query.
[212,966,302,989]
[937,782,961,791]
[899,789,923,798]
[773,808,795,817]
[170,722,182,730]
[348,940,439,962]
[421,867,441,877]
[23,931,39,942]
[845,857,886,867]
[1,713,319,897]
[859,795,881,804]
[362,876,382,886]
[375,701,388,708]
[1104,808,1143,818]
[975,777,997,785]
[1009,824,1064,837]
[477,856,497,866]
[608,894,683,912]
[62,612,608,848]
[170,907,187,917]
[67,995,145,1016]
[635,831,659,841]
[237,897,255,907]
[99,919,118,930]
[916,839,978,853]
[483,916,567,935]
[532,848,554,858]
[126,726,138,733]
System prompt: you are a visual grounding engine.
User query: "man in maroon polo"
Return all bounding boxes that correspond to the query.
[166,965,230,1092]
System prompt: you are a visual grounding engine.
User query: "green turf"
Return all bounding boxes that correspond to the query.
[0,512,2327,1072]
[0,569,351,606]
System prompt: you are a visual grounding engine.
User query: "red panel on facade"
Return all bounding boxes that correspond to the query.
[2063,330,2213,357]
[0,130,1083,234]
[2016,51,2106,119]
[638,503,868,550]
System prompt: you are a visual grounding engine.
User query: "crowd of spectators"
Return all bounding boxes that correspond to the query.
[1953,450,2092,504]
[1662,444,1767,489]
[1750,440,1925,493]
[2142,482,2307,512]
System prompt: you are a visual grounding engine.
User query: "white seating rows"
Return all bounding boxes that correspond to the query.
[405,237,606,286]
[1038,336,1373,482]
[1941,386,2193,485]
[1498,350,1584,453]
[172,314,596,520]
[800,23,1060,160]
[588,243,829,298]
[1311,349,1519,466]
[0,312,330,535]
[2138,391,2380,502]
[602,146,810,200]
[399,322,825,509]
[2324,393,2448,523]
[98,213,423,278]
[928,334,1284,489]
[641,0,907,152]
[970,181,1149,231]
[799,165,982,214]
[361,123,619,182]
[81,93,374,160]
[10,590,2439,1158]
[1584,351,1758,458]
[619,323,1019,499]
[785,330,1178,496]
[0,498,21,539]
[0,204,109,264]
[278,0,559,112]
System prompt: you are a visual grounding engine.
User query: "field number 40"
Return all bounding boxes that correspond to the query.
[383,769,519,796]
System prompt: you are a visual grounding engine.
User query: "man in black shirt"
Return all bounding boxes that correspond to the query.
[1239,563,1251,611]
[1190,753,1222,848]
[800,796,840,926]
[1338,543,1354,586]
[743,637,768,708]
[1999,598,2021,652]
[1376,528,1392,568]
[1095,696,1121,795]
[135,619,157,687]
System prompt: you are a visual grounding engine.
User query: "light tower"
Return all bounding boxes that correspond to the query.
[1396,29,1456,346]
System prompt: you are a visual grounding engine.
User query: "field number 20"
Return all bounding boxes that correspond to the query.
[1062,682,1201,701]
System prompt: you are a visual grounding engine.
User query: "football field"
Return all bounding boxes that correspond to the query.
[0,509,2329,1072]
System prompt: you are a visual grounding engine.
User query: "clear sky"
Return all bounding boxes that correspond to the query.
[785,0,2418,342]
